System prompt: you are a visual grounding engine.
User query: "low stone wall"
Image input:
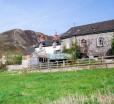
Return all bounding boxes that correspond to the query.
[7,65,27,71]
[6,62,114,72]
[29,63,114,73]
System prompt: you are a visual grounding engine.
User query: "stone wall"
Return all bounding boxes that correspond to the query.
[61,32,114,56]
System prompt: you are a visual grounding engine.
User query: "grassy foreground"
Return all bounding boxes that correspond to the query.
[0,68,114,104]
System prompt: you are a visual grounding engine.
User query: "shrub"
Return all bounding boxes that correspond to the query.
[111,38,114,55]
[0,64,7,71]
[63,42,81,60]
[6,54,22,65]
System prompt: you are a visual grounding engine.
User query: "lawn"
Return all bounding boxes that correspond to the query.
[0,68,114,104]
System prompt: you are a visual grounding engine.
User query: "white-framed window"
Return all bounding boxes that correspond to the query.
[39,43,43,49]
[97,37,104,47]
[66,38,72,49]
[54,50,61,54]
[53,42,57,48]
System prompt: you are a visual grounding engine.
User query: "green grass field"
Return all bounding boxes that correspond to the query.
[0,68,114,104]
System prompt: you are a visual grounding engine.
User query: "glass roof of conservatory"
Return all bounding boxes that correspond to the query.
[47,53,71,60]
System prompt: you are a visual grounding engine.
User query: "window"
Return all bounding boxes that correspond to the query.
[81,39,87,44]
[66,38,72,49]
[39,43,43,49]
[54,50,61,54]
[80,39,88,54]
[53,42,57,48]
[97,37,104,47]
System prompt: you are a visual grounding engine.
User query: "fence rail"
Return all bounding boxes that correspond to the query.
[30,58,114,70]
[1,56,114,71]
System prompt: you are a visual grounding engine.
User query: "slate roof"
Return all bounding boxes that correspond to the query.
[36,40,61,47]
[61,19,114,39]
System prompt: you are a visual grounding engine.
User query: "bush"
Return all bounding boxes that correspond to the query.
[6,54,22,65]
[0,64,7,71]
[111,38,114,55]
[63,42,81,60]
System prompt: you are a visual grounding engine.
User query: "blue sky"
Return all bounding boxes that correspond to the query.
[0,0,114,35]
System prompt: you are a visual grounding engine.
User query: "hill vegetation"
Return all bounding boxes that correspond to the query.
[0,29,53,56]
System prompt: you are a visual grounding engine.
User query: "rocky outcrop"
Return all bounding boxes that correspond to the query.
[0,29,53,56]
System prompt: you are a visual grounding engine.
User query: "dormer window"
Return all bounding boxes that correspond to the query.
[39,43,43,49]
[97,37,104,47]
[53,42,57,48]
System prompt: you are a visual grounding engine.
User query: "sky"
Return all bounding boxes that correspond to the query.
[0,0,114,35]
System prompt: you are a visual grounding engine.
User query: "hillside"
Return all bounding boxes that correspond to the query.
[0,29,53,56]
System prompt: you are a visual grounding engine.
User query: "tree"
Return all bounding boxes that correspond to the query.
[111,38,114,55]
[5,53,22,65]
[63,42,81,60]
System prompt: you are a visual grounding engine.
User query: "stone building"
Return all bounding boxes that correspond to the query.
[61,20,114,57]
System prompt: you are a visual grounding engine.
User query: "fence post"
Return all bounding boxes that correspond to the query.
[48,59,50,70]
[77,60,79,70]
[40,63,41,70]
[89,58,91,69]
[101,56,103,64]
[106,63,108,69]
[57,61,58,68]
[63,60,65,68]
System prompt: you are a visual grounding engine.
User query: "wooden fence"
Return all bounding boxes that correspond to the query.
[1,56,114,71]
[30,57,114,70]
